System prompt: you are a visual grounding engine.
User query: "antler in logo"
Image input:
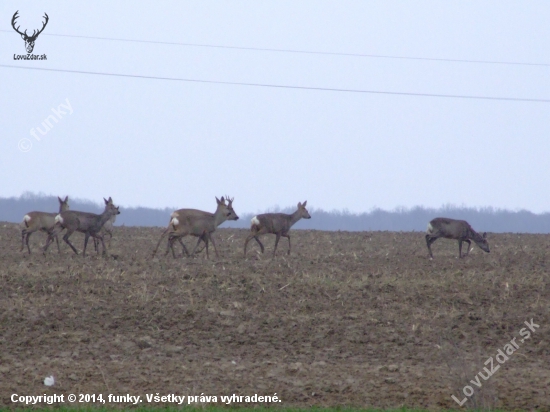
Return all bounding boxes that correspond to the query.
[12,11,49,53]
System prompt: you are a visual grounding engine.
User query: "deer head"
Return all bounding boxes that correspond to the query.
[297,201,311,219]
[12,11,49,53]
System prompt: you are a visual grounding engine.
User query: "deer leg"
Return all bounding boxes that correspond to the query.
[100,236,107,256]
[282,234,291,255]
[152,228,172,257]
[425,234,437,259]
[254,236,265,253]
[166,235,174,257]
[168,235,186,258]
[458,240,469,258]
[170,237,178,258]
[20,230,27,252]
[25,232,32,254]
[191,233,206,257]
[83,233,91,257]
[209,234,219,259]
[43,234,53,253]
[243,234,254,256]
[191,234,208,259]
[94,233,105,255]
[92,238,98,253]
[178,238,190,257]
[167,235,176,258]
[54,234,61,253]
[204,236,210,260]
[62,231,79,255]
[273,234,281,257]
[43,225,63,253]
[94,233,107,256]
[193,241,206,254]
[463,239,471,256]
[244,233,263,256]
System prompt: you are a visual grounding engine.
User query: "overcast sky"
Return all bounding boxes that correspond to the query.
[1,1,549,215]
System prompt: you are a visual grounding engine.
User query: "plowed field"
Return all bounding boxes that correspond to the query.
[1,224,548,410]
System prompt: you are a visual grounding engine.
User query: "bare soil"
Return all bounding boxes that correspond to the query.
[0,223,548,410]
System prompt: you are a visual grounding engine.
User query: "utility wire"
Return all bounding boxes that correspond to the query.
[2,64,549,103]
[1,29,549,67]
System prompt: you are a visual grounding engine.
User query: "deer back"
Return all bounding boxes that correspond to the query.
[170,209,216,235]
[428,218,471,239]
[22,196,70,231]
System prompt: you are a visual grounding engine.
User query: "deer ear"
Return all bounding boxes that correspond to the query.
[104,198,108,205]
[64,196,68,202]
[303,200,307,207]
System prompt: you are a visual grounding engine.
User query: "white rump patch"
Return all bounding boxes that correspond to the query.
[23,214,31,222]
[54,214,63,224]
[426,222,433,233]
[170,217,179,226]
[251,216,260,226]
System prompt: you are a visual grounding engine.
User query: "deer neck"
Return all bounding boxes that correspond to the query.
[289,210,303,226]
[97,210,113,227]
[467,227,479,240]
[214,208,228,227]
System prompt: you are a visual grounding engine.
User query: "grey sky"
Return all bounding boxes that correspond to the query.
[2,1,549,215]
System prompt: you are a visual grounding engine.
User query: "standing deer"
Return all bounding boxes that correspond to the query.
[20,196,69,254]
[244,201,311,258]
[152,196,239,259]
[44,199,120,257]
[93,197,116,252]
[425,217,490,259]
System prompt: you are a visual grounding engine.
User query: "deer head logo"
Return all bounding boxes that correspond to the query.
[12,11,49,53]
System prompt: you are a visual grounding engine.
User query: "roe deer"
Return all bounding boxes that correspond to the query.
[244,201,311,258]
[45,199,120,256]
[93,197,116,251]
[425,217,489,259]
[152,196,239,259]
[20,196,70,254]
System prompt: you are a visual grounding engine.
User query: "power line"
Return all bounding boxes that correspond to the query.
[2,64,549,103]
[2,29,549,67]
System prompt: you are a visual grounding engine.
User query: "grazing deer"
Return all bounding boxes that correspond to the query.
[152,196,239,259]
[244,201,311,258]
[20,196,70,254]
[425,217,489,259]
[93,197,116,252]
[44,199,121,257]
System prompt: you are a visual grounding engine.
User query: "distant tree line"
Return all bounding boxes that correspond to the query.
[1,192,550,233]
